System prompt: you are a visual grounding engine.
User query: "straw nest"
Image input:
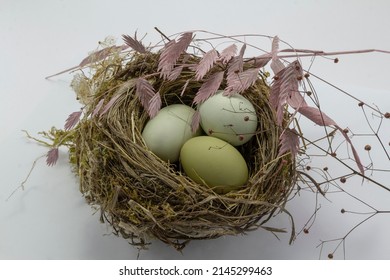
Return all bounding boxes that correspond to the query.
[64,42,296,250]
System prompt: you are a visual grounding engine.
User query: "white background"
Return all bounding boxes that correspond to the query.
[1,0,390,260]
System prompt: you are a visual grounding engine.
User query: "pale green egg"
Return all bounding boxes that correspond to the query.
[199,90,258,146]
[180,136,248,192]
[142,104,201,162]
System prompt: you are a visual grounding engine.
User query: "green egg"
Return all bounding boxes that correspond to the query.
[142,104,201,162]
[180,136,248,192]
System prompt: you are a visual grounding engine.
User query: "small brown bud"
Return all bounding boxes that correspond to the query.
[334,58,339,63]
[358,101,364,107]
[341,208,346,214]
[297,75,303,81]
[244,116,250,121]
[274,75,279,80]
[306,166,311,171]
[343,128,349,134]
[208,129,214,135]
[323,167,329,171]
[328,253,334,259]
[384,112,390,119]
[330,152,337,157]
[328,130,336,137]
[303,228,309,234]
[340,177,346,183]
[304,73,310,78]
[364,144,371,151]
[306,91,312,96]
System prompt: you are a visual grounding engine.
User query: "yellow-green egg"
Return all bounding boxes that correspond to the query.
[180,136,248,192]
[142,104,201,162]
[199,90,258,146]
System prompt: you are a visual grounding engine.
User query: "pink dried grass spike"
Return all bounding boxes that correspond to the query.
[193,71,224,105]
[195,49,218,80]
[64,111,82,131]
[270,60,303,126]
[167,66,184,81]
[191,110,201,133]
[147,93,162,118]
[99,94,121,117]
[278,128,300,157]
[45,45,128,79]
[158,32,193,79]
[219,44,237,64]
[122,32,147,53]
[92,98,105,118]
[225,67,260,94]
[46,147,59,166]
[270,36,285,74]
[135,78,156,110]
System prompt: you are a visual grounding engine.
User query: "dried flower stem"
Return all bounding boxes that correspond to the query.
[21,130,52,147]
[6,155,45,201]
[302,134,390,192]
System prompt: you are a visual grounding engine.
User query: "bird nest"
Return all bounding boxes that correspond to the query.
[39,30,368,250]
[67,52,296,250]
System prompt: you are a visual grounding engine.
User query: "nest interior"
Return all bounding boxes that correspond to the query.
[68,51,296,250]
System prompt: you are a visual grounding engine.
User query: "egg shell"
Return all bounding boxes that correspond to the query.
[199,90,258,146]
[180,136,248,191]
[142,104,201,162]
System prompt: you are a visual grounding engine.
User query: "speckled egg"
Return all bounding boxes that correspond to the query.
[199,90,258,146]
